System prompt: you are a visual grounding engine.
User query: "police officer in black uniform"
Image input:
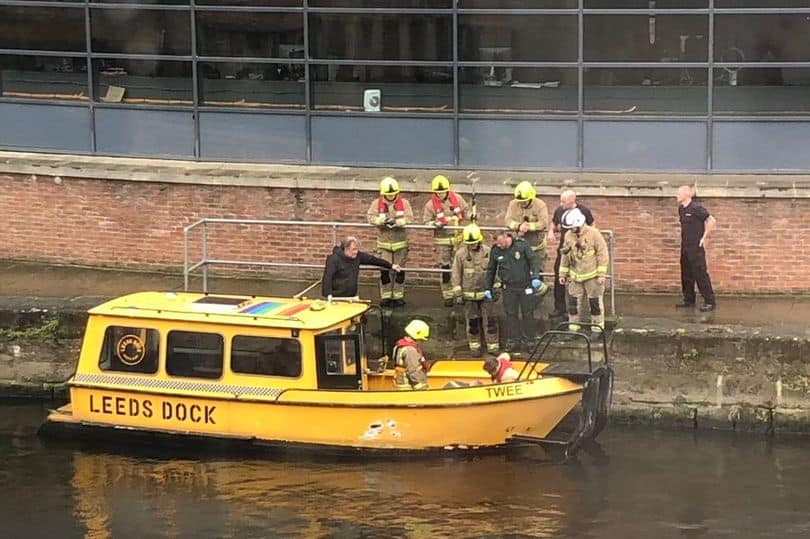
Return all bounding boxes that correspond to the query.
[484,230,541,353]
[676,185,716,311]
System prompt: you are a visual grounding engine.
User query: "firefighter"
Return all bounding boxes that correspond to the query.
[393,319,431,390]
[558,208,609,341]
[423,175,470,306]
[484,230,541,354]
[366,176,413,307]
[451,223,499,357]
[505,181,550,301]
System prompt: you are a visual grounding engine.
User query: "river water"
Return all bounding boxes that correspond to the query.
[2,403,810,539]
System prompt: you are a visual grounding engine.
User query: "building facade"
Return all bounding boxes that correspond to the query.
[1,1,810,171]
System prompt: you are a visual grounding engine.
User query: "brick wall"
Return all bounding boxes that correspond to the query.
[0,173,804,293]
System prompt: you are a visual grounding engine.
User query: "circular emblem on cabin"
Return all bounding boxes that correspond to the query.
[514,251,521,260]
[116,334,145,366]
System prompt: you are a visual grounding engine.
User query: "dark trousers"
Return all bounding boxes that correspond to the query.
[502,286,537,349]
[553,250,566,313]
[681,248,715,305]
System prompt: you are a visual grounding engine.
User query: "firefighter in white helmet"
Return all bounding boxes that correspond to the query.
[558,207,609,341]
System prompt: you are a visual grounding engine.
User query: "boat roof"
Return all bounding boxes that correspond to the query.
[89,292,370,330]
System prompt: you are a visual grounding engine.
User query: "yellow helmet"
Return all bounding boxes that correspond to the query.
[404,319,430,341]
[514,181,536,201]
[462,223,483,244]
[379,176,400,196]
[431,174,450,193]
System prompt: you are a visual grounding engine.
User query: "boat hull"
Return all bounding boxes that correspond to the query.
[42,378,584,452]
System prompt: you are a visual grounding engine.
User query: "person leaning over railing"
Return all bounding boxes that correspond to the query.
[321,236,401,299]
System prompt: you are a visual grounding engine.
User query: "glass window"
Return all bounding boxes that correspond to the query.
[0,7,86,52]
[714,68,810,116]
[585,15,709,62]
[459,67,577,114]
[312,0,451,5]
[460,0,576,7]
[199,61,304,108]
[90,0,189,4]
[584,0,706,7]
[91,9,191,56]
[93,59,192,104]
[197,0,301,5]
[310,64,452,112]
[584,67,708,115]
[99,326,160,374]
[459,16,578,62]
[715,15,810,63]
[319,333,358,375]
[196,12,303,59]
[0,55,88,101]
[231,336,302,377]
[716,1,810,6]
[167,331,223,379]
[308,15,452,61]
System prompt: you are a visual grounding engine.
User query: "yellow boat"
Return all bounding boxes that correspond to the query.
[40,292,613,456]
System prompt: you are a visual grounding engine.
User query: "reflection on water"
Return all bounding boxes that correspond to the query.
[3,403,810,538]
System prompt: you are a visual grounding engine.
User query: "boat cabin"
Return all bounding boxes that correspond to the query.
[80,292,374,393]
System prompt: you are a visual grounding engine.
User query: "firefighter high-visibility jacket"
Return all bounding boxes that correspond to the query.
[393,338,428,390]
[422,192,469,246]
[366,196,414,251]
[505,198,550,251]
[559,225,609,282]
[451,243,491,300]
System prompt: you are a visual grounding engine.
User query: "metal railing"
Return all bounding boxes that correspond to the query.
[182,218,616,316]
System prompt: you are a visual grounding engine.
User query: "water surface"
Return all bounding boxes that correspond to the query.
[2,403,809,538]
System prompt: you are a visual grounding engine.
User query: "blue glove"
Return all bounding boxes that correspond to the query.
[531,278,542,289]
[483,290,493,301]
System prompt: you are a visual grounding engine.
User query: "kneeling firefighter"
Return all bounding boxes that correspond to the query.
[393,319,431,390]
[558,208,609,340]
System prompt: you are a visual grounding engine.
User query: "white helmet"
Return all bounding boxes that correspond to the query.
[561,208,586,229]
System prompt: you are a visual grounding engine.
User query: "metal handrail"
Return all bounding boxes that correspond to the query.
[182,218,616,317]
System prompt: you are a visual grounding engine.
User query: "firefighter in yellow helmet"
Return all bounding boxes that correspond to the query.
[505,181,550,308]
[366,177,414,307]
[451,224,499,356]
[393,319,430,390]
[558,208,609,341]
[423,175,470,306]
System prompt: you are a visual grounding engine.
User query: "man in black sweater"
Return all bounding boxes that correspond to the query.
[322,237,401,299]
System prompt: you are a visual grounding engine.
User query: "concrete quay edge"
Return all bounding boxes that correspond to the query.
[4,150,810,198]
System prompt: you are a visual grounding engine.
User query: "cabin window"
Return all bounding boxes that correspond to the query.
[231,336,302,378]
[321,331,358,375]
[99,326,160,374]
[166,331,224,379]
